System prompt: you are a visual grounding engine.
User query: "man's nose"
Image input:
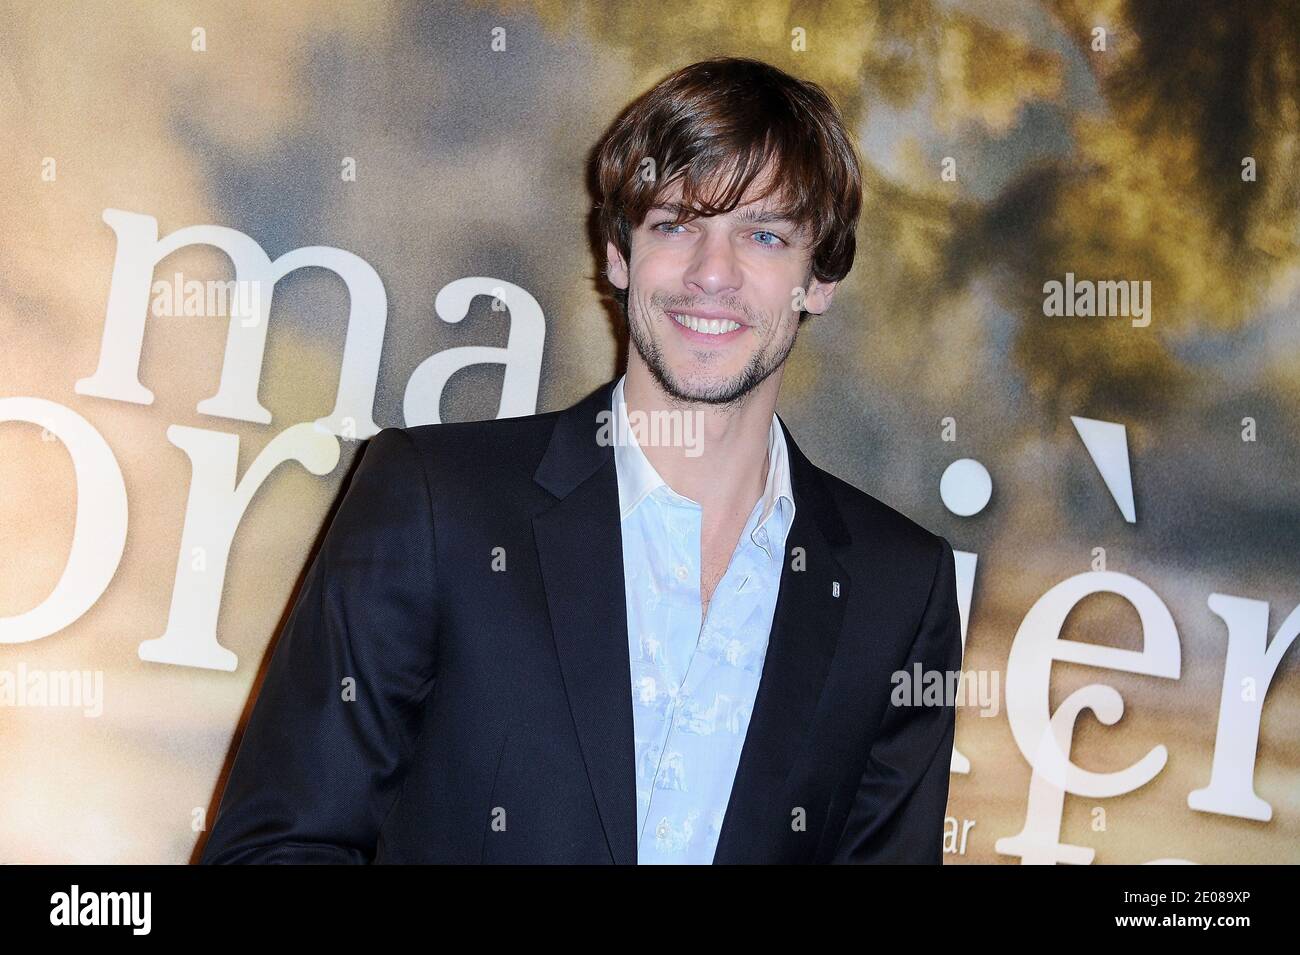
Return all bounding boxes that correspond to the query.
[682,228,742,297]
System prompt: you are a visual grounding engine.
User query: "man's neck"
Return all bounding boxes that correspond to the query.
[623,360,781,517]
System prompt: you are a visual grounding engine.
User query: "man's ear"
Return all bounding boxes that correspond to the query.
[803,275,838,315]
[606,241,629,290]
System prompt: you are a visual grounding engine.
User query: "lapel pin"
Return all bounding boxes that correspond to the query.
[832,581,840,598]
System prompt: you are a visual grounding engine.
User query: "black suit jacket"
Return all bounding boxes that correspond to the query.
[199,376,963,864]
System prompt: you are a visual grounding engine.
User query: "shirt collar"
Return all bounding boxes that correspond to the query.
[611,374,795,558]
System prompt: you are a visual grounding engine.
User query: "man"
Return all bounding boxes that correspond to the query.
[200,57,963,865]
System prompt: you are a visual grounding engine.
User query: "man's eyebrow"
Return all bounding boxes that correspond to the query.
[734,206,798,225]
[649,202,694,218]
[650,202,798,226]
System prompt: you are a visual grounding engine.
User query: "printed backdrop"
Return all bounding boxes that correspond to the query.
[0,0,1296,863]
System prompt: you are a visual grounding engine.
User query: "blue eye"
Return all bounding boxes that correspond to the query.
[753,231,785,247]
[653,221,686,234]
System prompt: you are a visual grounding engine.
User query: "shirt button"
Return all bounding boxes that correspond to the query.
[675,565,688,581]
[656,820,670,838]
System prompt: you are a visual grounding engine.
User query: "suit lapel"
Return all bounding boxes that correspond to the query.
[531,378,853,865]
[532,378,638,865]
[712,415,852,863]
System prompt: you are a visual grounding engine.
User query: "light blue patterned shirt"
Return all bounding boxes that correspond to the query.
[611,374,795,864]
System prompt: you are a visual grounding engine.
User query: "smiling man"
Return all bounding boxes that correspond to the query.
[200,57,963,865]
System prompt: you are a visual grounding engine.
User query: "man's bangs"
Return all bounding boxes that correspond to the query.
[648,139,817,241]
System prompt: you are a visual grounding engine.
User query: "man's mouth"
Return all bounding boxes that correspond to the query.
[667,311,746,338]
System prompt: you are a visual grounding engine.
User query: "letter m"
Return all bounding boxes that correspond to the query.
[75,209,385,438]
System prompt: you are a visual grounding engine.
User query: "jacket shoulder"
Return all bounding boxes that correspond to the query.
[816,466,951,566]
[384,406,564,483]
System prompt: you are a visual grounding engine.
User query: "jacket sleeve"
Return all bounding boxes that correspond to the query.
[199,426,439,864]
[830,535,963,864]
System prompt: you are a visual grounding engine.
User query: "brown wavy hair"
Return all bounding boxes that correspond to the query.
[594,57,863,316]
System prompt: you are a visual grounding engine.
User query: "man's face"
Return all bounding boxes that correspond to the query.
[606,172,837,407]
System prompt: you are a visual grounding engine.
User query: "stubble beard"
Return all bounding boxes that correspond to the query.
[624,288,799,410]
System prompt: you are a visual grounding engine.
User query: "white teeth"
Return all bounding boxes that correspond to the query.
[670,313,741,335]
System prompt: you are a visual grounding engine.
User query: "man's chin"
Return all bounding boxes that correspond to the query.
[629,328,764,405]
[655,368,754,405]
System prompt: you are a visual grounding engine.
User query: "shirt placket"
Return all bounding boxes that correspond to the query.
[681,498,770,704]
[639,492,697,856]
